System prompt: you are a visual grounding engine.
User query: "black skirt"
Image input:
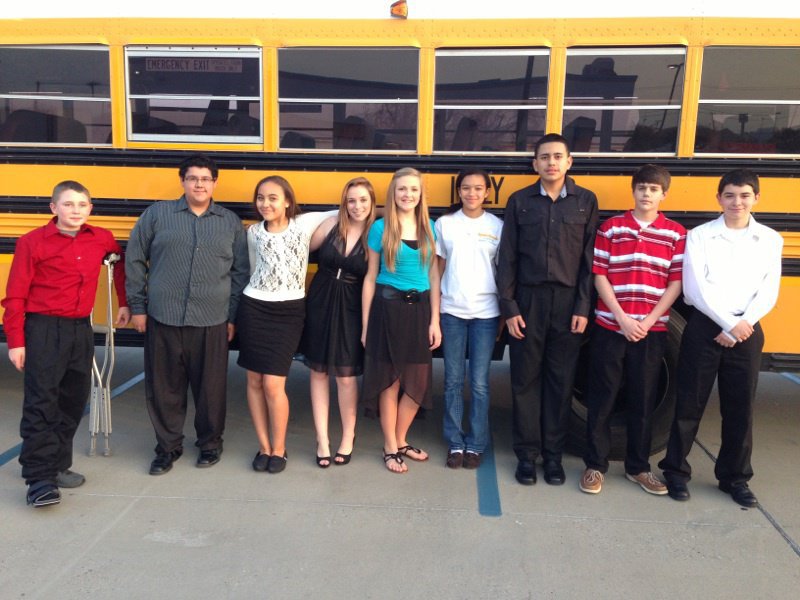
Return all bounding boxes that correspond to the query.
[236,294,305,376]
[362,284,433,411]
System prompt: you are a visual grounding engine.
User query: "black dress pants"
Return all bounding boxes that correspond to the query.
[658,310,763,486]
[19,314,93,485]
[144,318,229,455]
[584,325,666,475]
[509,284,583,463]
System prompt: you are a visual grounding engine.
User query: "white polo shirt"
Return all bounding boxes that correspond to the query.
[435,209,503,319]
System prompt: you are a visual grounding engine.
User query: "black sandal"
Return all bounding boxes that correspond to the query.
[383,452,406,473]
[397,444,429,462]
[316,455,332,468]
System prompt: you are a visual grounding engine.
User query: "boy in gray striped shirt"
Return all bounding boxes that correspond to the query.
[126,154,249,475]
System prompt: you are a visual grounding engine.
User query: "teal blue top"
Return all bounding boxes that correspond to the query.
[368,218,436,291]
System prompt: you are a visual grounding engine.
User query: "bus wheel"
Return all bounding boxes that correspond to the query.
[567,311,685,461]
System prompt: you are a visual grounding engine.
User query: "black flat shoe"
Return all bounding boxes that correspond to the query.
[666,477,691,501]
[515,460,536,485]
[196,448,222,468]
[316,455,332,468]
[719,482,758,508]
[149,449,182,476]
[267,452,288,474]
[543,460,566,485]
[252,452,270,472]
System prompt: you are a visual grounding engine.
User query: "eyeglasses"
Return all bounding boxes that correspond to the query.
[184,176,216,185]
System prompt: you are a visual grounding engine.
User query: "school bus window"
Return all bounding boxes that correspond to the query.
[0,46,110,145]
[126,47,262,143]
[278,47,418,151]
[695,47,800,155]
[434,49,549,153]
[563,48,685,154]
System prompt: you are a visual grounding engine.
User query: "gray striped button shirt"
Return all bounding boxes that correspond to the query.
[125,196,250,327]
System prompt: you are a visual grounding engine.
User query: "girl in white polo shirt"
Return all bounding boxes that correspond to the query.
[435,169,503,469]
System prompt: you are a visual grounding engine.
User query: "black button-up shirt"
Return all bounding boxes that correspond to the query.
[497,176,599,320]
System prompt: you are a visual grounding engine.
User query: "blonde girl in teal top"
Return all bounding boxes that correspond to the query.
[361,167,441,473]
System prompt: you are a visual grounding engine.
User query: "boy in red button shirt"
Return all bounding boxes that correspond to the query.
[579,164,686,496]
[2,181,129,507]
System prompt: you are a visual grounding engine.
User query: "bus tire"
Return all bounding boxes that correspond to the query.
[567,311,685,461]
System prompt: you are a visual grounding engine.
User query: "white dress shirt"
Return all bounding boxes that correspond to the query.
[682,214,783,337]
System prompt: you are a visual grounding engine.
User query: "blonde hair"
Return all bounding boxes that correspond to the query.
[382,168,435,272]
[337,177,377,258]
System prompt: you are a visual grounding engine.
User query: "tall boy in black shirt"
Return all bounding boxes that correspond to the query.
[497,133,599,486]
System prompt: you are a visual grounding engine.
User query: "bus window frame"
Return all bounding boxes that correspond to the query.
[124,45,263,145]
[276,46,420,154]
[694,45,800,158]
[0,44,112,147]
[562,46,687,156]
[432,48,550,155]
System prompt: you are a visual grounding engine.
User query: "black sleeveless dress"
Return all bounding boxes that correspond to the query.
[299,227,368,376]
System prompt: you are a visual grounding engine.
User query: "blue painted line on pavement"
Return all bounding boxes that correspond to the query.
[109,372,146,397]
[0,371,145,468]
[0,443,22,468]
[476,436,502,517]
[780,372,800,386]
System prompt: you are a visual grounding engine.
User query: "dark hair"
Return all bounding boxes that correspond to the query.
[718,169,760,195]
[447,168,492,214]
[632,164,671,192]
[534,133,570,157]
[252,175,300,220]
[52,180,91,203]
[179,154,219,180]
[455,168,491,191]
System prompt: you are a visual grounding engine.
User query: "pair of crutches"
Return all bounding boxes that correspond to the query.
[88,253,120,457]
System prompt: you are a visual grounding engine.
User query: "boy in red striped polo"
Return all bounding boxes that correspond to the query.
[579,164,686,495]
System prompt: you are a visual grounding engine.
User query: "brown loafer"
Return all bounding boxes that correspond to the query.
[462,452,482,469]
[446,451,463,469]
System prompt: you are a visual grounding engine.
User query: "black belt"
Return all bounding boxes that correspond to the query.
[320,266,361,284]
[380,285,428,304]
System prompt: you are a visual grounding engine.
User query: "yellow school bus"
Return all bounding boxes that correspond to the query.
[1,5,799,455]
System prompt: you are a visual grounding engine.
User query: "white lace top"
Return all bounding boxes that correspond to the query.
[243,211,334,302]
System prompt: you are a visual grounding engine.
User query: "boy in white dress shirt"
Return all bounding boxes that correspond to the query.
[659,169,783,508]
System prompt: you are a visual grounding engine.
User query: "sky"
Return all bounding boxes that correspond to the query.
[4,1,800,19]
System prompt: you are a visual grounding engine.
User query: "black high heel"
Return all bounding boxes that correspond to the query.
[334,436,355,466]
[316,455,332,468]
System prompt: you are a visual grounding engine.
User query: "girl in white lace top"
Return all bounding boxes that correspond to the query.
[236,175,335,474]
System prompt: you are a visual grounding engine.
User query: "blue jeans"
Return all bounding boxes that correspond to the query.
[441,313,499,454]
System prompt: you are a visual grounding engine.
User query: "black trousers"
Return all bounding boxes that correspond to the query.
[144,318,229,455]
[509,284,583,463]
[584,325,666,475]
[19,313,93,485]
[658,310,763,486]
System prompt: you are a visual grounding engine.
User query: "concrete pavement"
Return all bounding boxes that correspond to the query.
[1,347,798,599]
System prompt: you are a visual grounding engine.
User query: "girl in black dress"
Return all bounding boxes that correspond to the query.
[299,177,377,468]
